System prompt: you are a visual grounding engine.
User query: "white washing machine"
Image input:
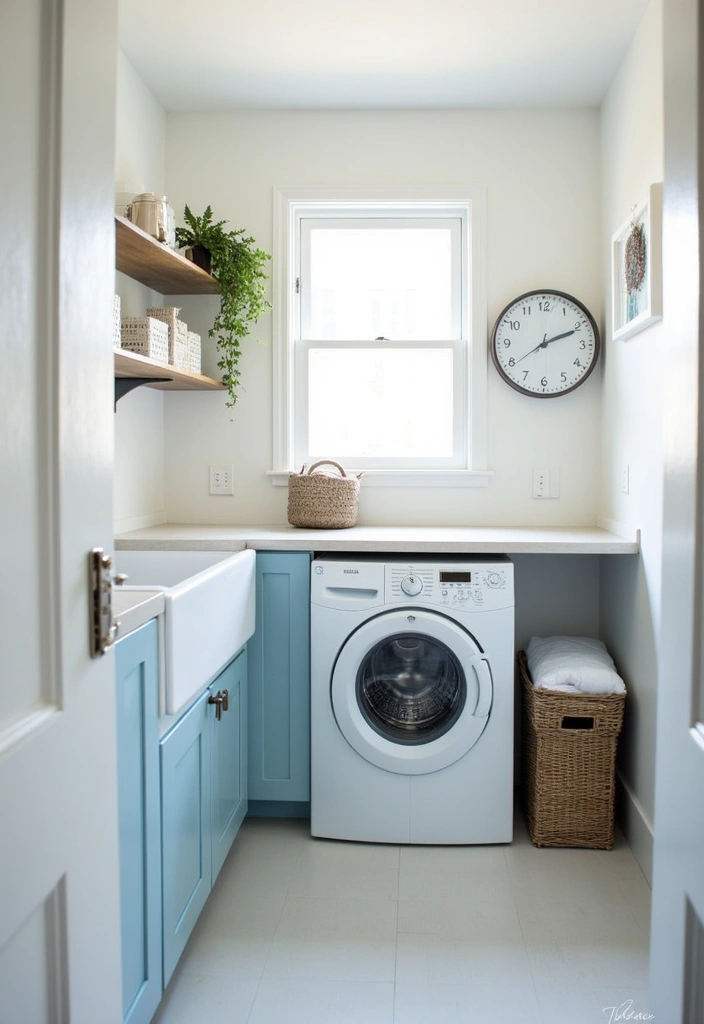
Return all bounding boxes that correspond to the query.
[310,555,515,845]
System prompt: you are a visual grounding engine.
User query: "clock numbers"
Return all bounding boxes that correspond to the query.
[490,290,600,398]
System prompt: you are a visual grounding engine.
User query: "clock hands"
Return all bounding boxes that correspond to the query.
[515,329,576,364]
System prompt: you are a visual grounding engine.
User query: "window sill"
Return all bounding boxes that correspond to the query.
[267,470,493,488]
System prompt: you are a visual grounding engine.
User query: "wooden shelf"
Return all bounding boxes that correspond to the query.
[114,213,224,401]
[114,349,225,392]
[115,214,219,295]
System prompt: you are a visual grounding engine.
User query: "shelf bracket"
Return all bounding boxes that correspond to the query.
[114,376,174,408]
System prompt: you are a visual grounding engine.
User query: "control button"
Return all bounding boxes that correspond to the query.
[487,572,502,587]
[400,574,423,597]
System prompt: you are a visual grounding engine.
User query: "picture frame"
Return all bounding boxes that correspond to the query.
[611,182,663,341]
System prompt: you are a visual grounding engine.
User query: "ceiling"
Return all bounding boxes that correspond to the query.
[119,0,650,112]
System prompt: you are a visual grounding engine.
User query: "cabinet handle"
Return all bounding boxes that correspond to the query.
[221,688,229,712]
[208,692,224,721]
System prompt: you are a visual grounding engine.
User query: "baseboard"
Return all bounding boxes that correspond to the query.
[616,770,654,886]
[113,510,168,535]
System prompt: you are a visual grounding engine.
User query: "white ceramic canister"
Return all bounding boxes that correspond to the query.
[125,192,169,243]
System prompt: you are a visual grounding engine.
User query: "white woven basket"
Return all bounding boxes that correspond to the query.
[147,306,189,369]
[112,295,121,349]
[287,461,362,529]
[120,316,169,364]
[186,331,202,375]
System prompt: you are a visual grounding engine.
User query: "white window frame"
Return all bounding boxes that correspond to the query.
[270,186,491,488]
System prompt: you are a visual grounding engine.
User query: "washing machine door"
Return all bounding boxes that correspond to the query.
[331,608,493,775]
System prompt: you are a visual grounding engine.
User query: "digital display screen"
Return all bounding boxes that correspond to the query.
[440,571,471,583]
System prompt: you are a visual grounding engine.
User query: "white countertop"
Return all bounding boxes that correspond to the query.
[115,521,639,554]
[113,588,164,640]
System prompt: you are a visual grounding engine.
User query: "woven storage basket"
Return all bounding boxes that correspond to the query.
[519,650,626,849]
[147,306,189,369]
[120,316,169,364]
[112,294,121,349]
[186,331,201,375]
[287,460,361,529]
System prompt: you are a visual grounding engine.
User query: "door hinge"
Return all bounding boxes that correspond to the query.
[295,276,300,294]
[89,548,120,657]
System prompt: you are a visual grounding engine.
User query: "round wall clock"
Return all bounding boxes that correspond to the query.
[490,290,600,398]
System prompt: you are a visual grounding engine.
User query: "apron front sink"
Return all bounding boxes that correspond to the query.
[115,549,255,714]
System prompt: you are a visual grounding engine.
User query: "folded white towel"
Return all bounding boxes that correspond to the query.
[525,636,626,695]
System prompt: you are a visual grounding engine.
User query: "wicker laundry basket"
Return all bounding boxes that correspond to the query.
[519,650,626,849]
[287,460,362,529]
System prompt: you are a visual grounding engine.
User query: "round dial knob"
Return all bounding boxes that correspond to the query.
[400,574,423,597]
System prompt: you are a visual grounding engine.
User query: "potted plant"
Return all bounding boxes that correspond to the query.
[175,205,271,408]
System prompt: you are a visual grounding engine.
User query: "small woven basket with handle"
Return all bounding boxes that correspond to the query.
[287,460,362,529]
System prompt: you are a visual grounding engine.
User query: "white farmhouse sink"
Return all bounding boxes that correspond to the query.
[115,549,255,714]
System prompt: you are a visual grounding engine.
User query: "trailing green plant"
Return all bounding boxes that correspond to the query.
[175,205,271,408]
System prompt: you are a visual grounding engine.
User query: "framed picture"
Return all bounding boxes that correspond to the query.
[611,182,663,341]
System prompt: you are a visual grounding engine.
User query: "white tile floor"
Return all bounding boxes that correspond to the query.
[153,810,652,1024]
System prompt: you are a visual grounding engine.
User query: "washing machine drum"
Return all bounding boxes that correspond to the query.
[331,609,493,775]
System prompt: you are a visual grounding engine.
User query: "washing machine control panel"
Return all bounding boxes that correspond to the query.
[386,562,512,611]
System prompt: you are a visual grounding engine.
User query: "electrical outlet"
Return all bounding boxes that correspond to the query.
[621,464,630,494]
[209,464,234,495]
[533,468,560,499]
[533,469,550,499]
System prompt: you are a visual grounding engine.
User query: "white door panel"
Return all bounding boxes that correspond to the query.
[0,0,121,1020]
[650,0,704,1016]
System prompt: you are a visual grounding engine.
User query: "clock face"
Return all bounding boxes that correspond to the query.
[491,290,600,398]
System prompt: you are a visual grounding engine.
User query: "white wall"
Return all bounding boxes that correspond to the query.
[114,51,168,533]
[599,0,663,882]
[112,95,611,711]
[162,109,603,528]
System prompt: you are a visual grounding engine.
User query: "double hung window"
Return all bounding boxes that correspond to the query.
[272,189,488,486]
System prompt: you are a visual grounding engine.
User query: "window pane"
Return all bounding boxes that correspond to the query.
[308,348,454,458]
[306,226,456,340]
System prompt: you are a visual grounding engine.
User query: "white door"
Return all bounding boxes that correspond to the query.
[650,0,704,1016]
[0,1,122,1022]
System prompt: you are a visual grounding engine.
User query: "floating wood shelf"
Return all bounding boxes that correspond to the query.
[114,349,225,392]
[115,214,219,295]
[114,214,224,401]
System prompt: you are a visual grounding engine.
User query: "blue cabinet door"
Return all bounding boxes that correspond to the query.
[210,650,248,882]
[160,690,211,987]
[247,552,311,804]
[115,620,161,1024]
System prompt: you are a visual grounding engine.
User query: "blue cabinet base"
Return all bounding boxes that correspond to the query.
[247,800,310,819]
[115,621,161,1024]
[161,649,248,988]
[248,552,311,805]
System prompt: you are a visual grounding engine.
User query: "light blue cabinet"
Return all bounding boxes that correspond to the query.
[247,552,311,810]
[115,620,162,1024]
[161,649,248,986]
[210,652,248,879]
[160,688,210,987]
